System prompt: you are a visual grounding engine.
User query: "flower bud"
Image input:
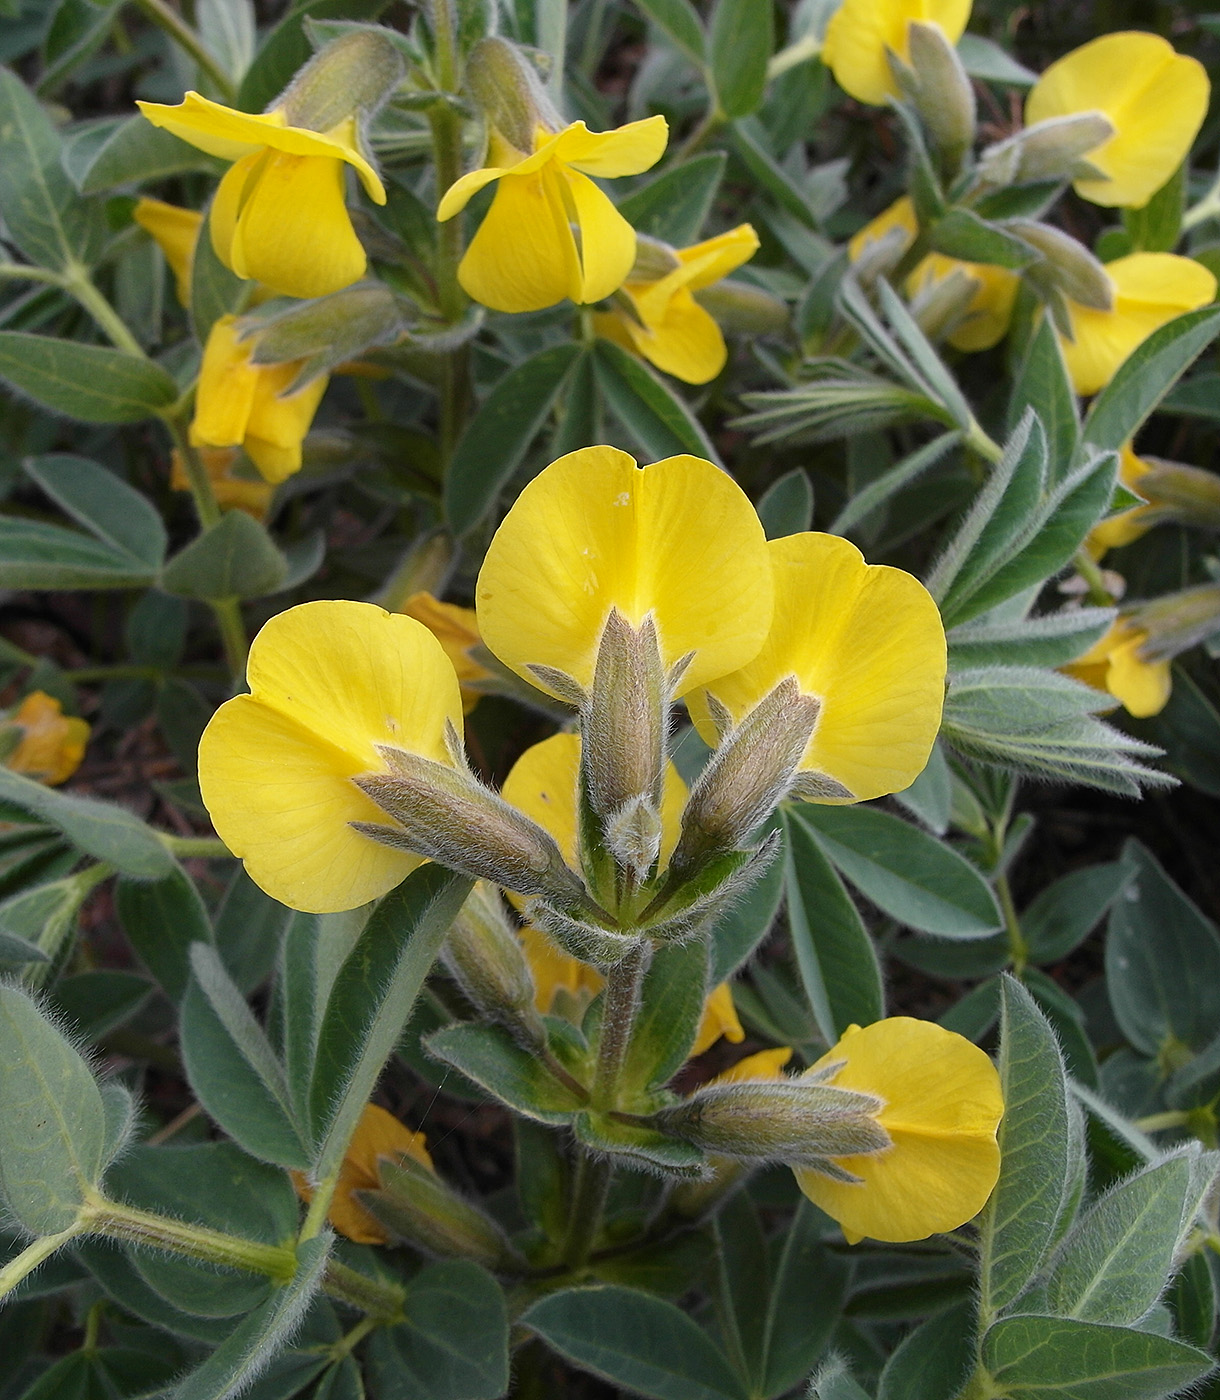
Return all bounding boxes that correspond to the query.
[442,882,547,1048]
[361,1152,525,1270]
[977,112,1114,188]
[280,29,406,134]
[670,678,823,876]
[1009,220,1114,312]
[583,609,668,829]
[652,1080,890,1166]
[891,22,975,173]
[353,742,587,905]
[604,794,665,882]
[907,263,984,344]
[466,36,562,153]
[629,235,683,281]
[692,280,790,335]
[1125,583,1220,663]
[1137,459,1220,533]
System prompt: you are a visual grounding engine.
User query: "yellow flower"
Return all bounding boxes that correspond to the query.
[711,1045,793,1084]
[1061,619,1171,718]
[133,198,202,306]
[501,731,743,1051]
[1085,445,1154,559]
[1025,33,1209,210]
[1057,252,1216,397]
[850,197,1018,352]
[170,444,274,518]
[476,446,774,701]
[821,0,972,105]
[793,1017,1003,1244]
[437,118,668,313]
[137,92,386,299]
[688,533,946,803]
[191,315,328,484]
[400,592,492,715]
[293,1102,431,1245]
[593,225,760,384]
[3,692,89,786]
[198,600,464,913]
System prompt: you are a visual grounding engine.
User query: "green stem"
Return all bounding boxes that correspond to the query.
[130,0,236,100]
[676,99,723,163]
[331,1314,379,1360]
[82,1195,297,1283]
[299,1168,341,1244]
[322,1259,405,1321]
[560,1149,612,1269]
[1073,548,1114,607]
[592,941,649,1106]
[996,871,1027,976]
[963,417,1004,465]
[82,1298,104,1352]
[1134,1110,1192,1132]
[0,1223,87,1301]
[62,266,146,357]
[159,834,232,859]
[0,264,66,288]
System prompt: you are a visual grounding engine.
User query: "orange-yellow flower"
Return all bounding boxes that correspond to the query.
[1062,619,1172,718]
[3,692,88,786]
[399,593,492,715]
[170,445,274,518]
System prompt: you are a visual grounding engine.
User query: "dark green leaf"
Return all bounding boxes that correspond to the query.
[52,969,152,1039]
[191,212,248,344]
[1022,862,1131,963]
[709,0,772,118]
[161,509,288,601]
[930,209,1037,268]
[0,515,159,590]
[594,340,719,461]
[632,0,705,65]
[1122,165,1184,255]
[621,940,707,1096]
[709,822,784,983]
[618,154,727,245]
[876,1301,975,1400]
[791,804,1002,938]
[24,455,166,568]
[116,861,214,1003]
[783,811,883,1041]
[74,116,219,193]
[1008,318,1079,480]
[0,333,178,423]
[523,1285,748,1400]
[445,343,581,534]
[762,1199,849,1396]
[757,468,813,538]
[425,1021,585,1122]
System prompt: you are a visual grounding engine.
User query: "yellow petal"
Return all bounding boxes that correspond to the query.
[1058,253,1216,396]
[230,151,367,299]
[1107,631,1172,718]
[198,601,463,913]
[137,94,382,191]
[822,0,971,105]
[618,285,729,384]
[551,115,669,177]
[501,730,687,872]
[1025,33,1210,210]
[848,196,918,263]
[476,447,774,697]
[793,1017,1002,1243]
[191,314,258,448]
[132,198,202,306]
[674,224,760,293]
[437,163,512,220]
[698,534,946,802]
[400,593,492,707]
[457,165,581,313]
[690,981,746,1057]
[245,362,329,484]
[911,255,1020,352]
[562,167,638,304]
[208,151,261,276]
[6,692,89,786]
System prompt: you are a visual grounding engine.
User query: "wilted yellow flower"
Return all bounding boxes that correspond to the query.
[137,92,386,299]
[293,1102,431,1245]
[400,593,492,715]
[1062,619,1171,718]
[476,446,773,701]
[594,225,760,384]
[689,533,946,803]
[1025,32,1209,210]
[822,0,971,105]
[793,1017,1003,1244]
[198,600,464,913]
[501,731,744,1052]
[3,692,89,786]
[170,444,274,518]
[437,117,668,313]
[1085,446,1154,559]
[191,315,328,484]
[1057,253,1217,396]
[133,198,202,306]
[850,197,1018,352]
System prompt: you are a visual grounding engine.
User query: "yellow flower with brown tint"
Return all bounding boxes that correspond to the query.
[1025,33,1209,210]
[438,117,668,313]
[170,445,274,518]
[3,692,89,786]
[593,225,760,384]
[191,315,327,484]
[400,593,492,715]
[1062,619,1172,718]
[793,1018,1002,1244]
[293,1102,431,1245]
